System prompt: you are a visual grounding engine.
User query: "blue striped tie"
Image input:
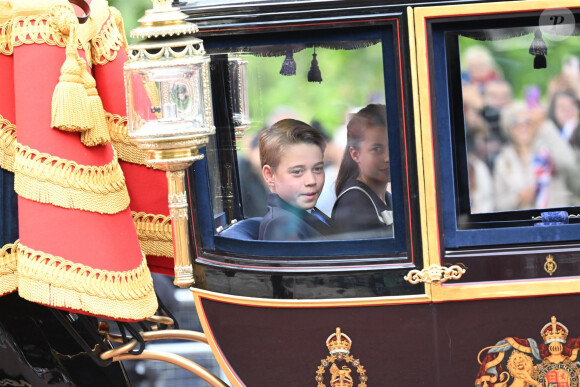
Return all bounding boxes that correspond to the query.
[311,209,329,226]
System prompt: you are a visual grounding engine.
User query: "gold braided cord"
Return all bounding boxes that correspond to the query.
[91,9,128,66]
[0,115,16,172]
[0,0,111,61]
[0,240,18,296]
[0,17,12,54]
[107,113,159,169]
[133,211,174,258]
[13,143,129,214]
[1,16,69,53]
[17,242,158,320]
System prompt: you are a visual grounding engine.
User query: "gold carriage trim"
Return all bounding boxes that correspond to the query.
[17,242,157,320]
[0,115,16,172]
[13,143,129,214]
[107,113,159,169]
[132,211,174,258]
[0,240,18,296]
[91,8,128,66]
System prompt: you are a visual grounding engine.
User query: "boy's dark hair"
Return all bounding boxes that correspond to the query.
[259,119,326,169]
[335,104,388,195]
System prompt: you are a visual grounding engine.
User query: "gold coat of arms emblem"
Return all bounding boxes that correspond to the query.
[315,328,368,387]
[476,316,580,386]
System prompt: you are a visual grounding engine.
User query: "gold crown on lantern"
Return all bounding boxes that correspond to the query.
[540,316,569,344]
[326,328,352,355]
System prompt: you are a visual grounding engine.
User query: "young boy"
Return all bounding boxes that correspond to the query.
[258,119,334,241]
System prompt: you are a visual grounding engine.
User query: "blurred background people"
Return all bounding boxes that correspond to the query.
[237,131,270,217]
[494,102,573,211]
[462,45,503,93]
[547,55,580,103]
[548,91,580,143]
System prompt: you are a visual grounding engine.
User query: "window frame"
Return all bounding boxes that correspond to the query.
[186,16,423,272]
[425,9,580,249]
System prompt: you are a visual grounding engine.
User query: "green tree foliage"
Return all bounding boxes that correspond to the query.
[245,44,385,137]
[107,0,150,44]
[459,33,580,102]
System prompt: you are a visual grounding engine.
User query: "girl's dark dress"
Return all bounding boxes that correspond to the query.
[331,179,393,238]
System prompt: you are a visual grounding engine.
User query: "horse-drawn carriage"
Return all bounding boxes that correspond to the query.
[1,0,580,385]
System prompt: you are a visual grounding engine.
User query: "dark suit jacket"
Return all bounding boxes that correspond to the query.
[259,194,334,241]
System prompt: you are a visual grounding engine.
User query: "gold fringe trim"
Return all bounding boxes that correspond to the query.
[132,211,174,258]
[0,115,16,172]
[106,113,159,169]
[91,8,128,66]
[17,242,158,320]
[0,240,18,296]
[13,143,129,214]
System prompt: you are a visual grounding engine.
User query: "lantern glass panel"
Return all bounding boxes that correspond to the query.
[126,63,206,136]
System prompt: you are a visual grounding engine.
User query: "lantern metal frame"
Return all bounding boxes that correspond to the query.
[123,0,214,289]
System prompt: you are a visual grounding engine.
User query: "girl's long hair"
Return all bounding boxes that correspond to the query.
[335,104,387,195]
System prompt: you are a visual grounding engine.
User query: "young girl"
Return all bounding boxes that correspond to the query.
[331,104,393,238]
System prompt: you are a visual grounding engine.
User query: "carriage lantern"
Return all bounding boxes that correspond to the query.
[123,0,214,288]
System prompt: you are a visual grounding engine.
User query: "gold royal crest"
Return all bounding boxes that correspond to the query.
[475,316,580,387]
[315,328,368,387]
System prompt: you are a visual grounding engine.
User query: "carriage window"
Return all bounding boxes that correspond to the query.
[460,32,580,216]
[191,25,412,266]
[211,39,397,242]
[431,12,580,248]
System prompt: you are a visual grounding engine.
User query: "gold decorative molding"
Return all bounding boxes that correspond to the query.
[404,264,466,285]
[315,328,367,387]
[544,254,557,276]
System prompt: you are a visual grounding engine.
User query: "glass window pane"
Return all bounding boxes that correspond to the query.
[459,30,580,215]
[213,40,397,241]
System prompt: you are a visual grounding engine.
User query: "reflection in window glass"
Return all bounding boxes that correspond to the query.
[206,135,224,222]
[459,30,580,214]
[216,40,395,241]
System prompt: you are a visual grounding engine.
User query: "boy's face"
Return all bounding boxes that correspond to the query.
[262,143,325,210]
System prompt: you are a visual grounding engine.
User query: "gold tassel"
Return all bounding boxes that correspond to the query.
[51,24,92,133]
[78,57,111,146]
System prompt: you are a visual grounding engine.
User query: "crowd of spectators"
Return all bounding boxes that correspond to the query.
[462,45,580,213]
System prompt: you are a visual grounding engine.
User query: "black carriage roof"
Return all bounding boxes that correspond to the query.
[182,0,522,33]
